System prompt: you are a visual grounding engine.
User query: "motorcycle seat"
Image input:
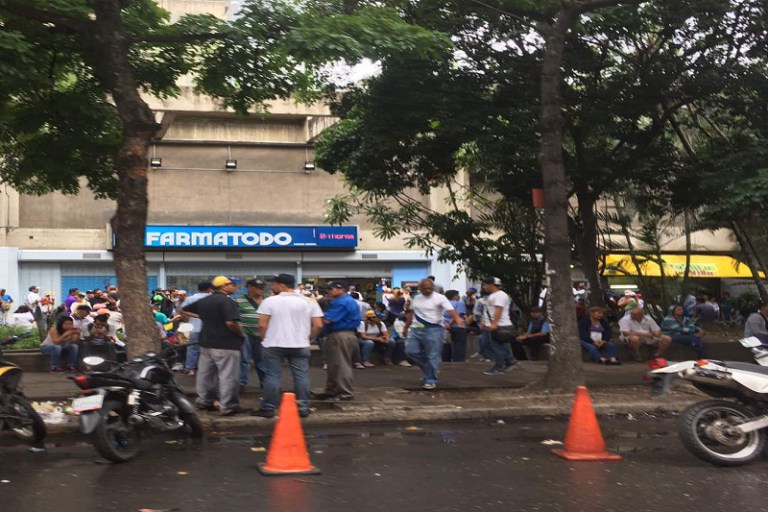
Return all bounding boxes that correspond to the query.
[720,361,768,376]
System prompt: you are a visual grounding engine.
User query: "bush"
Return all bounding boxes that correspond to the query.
[734,291,761,318]
[0,325,42,349]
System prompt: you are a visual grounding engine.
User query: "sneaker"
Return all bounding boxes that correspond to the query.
[49,367,65,373]
[504,362,517,372]
[221,406,252,417]
[338,394,354,401]
[172,363,184,372]
[397,360,412,367]
[469,352,481,359]
[322,363,328,370]
[185,370,197,376]
[66,365,78,373]
[480,358,493,363]
[483,370,503,376]
[312,392,340,401]
[251,409,276,418]
[353,362,365,369]
[362,361,375,368]
[299,410,311,418]
[422,382,436,390]
[196,402,219,412]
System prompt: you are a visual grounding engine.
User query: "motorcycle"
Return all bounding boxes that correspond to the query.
[70,349,203,463]
[0,334,46,442]
[651,336,768,466]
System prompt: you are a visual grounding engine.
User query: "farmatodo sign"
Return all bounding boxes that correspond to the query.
[142,225,358,249]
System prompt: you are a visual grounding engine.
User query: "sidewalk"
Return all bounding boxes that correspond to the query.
[24,359,707,435]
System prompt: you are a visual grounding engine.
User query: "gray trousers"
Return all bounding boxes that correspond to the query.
[196,347,241,413]
[324,331,358,397]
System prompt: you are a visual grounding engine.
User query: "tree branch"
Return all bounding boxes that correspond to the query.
[571,0,649,15]
[0,1,92,32]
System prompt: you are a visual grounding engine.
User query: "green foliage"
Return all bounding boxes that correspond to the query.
[734,291,761,317]
[0,326,41,349]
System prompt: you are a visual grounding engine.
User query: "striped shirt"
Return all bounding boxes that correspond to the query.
[235,295,261,336]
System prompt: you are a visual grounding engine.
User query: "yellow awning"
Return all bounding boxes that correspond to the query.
[602,254,764,279]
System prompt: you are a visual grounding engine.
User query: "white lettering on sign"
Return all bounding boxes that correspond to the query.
[145,230,295,247]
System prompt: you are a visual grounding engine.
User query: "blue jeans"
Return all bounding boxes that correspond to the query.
[478,329,492,359]
[358,338,375,362]
[490,329,516,372]
[671,334,706,358]
[449,327,467,362]
[185,332,201,371]
[41,343,79,369]
[385,330,406,362]
[240,333,266,386]
[580,339,619,362]
[405,327,445,385]
[261,346,311,414]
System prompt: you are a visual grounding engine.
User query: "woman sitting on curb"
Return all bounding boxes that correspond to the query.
[40,316,81,373]
[578,306,621,365]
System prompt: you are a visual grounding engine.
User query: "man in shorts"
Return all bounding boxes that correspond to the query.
[619,305,671,362]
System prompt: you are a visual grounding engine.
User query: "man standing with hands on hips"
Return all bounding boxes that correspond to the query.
[315,282,361,401]
[404,278,464,390]
[180,275,248,416]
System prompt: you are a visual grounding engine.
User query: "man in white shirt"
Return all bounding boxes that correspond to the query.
[254,273,323,418]
[404,278,463,390]
[619,306,672,362]
[25,286,41,310]
[481,277,517,375]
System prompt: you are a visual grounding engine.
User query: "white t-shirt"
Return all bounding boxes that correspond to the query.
[259,292,323,348]
[358,320,387,338]
[485,290,513,327]
[618,315,660,335]
[411,292,454,325]
[12,312,35,327]
[25,292,41,309]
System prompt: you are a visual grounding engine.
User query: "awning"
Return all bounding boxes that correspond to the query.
[602,254,764,279]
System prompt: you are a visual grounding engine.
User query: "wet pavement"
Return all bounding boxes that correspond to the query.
[1,415,766,512]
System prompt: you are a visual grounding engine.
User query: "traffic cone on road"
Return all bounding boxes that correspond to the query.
[258,393,321,476]
[551,386,622,461]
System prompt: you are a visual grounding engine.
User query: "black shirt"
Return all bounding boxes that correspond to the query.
[183,293,242,351]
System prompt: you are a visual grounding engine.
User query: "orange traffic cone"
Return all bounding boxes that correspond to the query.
[551,386,622,461]
[258,392,320,476]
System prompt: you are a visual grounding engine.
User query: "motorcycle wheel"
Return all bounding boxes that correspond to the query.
[7,394,46,442]
[678,400,766,467]
[171,392,204,439]
[92,400,139,463]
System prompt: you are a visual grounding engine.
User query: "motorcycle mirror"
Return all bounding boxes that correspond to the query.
[739,337,764,348]
[82,356,106,366]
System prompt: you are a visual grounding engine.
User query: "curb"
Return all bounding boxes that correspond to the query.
[41,396,699,436]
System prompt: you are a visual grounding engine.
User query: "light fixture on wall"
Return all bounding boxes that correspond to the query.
[225,145,237,170]
[303,161,316,173]
[149,145,162,167]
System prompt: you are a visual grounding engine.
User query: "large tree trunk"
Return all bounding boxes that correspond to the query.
[94,1,160,356]
[539,7,583,391]
[574,189,604,306]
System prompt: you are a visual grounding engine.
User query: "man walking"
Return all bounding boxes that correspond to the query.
[253,274,323,418]
[315,282,361,400]
[481,277,517,375]
[180,276,248,416]
[236,278,266,389]
[404,278,463,390]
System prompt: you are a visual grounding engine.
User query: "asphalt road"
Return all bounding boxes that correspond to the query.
[1,415,766,512]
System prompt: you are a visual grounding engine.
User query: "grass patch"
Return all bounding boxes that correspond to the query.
[0,326,42,349]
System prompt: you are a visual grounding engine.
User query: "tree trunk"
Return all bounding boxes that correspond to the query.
[539,7,583,391]
[731,221,768,302]
[574,189,604,306]
[93,1,160,356]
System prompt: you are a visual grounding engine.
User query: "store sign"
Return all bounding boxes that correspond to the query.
[144,225,358,249]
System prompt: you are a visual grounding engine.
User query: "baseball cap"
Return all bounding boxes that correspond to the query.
[482,277,503,286]
[327,281,347,290]
[624,290,637,296]
[365,310,377,318]
[245,278,266,288]
[467,286,478,293]
[272,273,296,288]
[211,275,235,288]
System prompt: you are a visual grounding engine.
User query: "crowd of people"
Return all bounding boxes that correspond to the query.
[3,274,763,417]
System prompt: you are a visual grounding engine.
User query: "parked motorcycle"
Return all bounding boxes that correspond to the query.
[651,336,768,466]
[70,349,203,463]
[0,334,46,442]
